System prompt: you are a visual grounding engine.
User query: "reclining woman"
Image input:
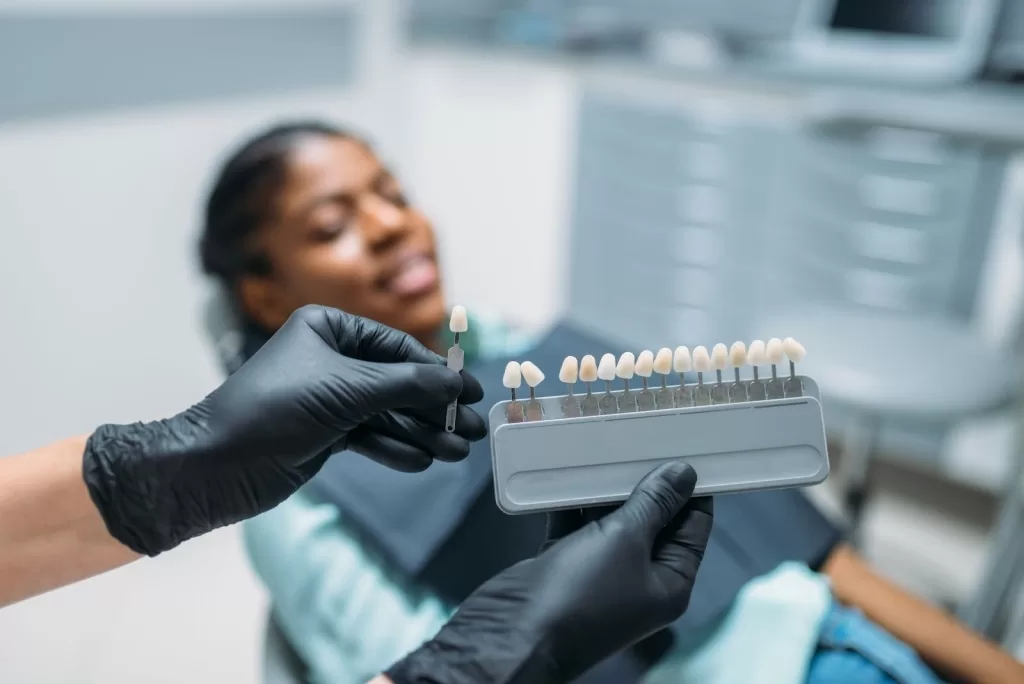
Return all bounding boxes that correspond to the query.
[198,121,1024,684]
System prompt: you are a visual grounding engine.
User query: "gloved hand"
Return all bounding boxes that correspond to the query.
[83,305,486,556]
[385,462,714,684]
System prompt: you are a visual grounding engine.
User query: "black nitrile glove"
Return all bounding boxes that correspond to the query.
[386,462,714,684]
[83,305,486,556]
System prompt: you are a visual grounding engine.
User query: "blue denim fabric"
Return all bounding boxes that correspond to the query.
[807,604,941,684]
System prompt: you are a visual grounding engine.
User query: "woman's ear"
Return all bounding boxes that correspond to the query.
[238,275,292,332]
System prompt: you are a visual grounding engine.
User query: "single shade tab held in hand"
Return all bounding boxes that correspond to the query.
[444,305,469,432]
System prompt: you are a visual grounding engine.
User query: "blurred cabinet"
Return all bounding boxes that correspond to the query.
[770,124,1004,322]
[567,86,787,349]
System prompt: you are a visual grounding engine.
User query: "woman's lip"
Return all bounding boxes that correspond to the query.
[386,256,438,297]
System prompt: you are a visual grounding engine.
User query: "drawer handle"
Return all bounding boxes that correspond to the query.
[859,175,936,216]
[675,226,721,267]
[844,269,911,310]
[866,127,947,165]
[851,222,926,265]
[677,185,726,224]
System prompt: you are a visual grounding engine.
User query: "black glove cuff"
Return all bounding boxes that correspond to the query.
[82,420,190,557]
[385,631,560,684]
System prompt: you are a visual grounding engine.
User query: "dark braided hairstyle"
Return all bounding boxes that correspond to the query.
[198,121,356,366]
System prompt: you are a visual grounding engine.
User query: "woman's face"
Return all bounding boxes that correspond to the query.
[240,134,446,343]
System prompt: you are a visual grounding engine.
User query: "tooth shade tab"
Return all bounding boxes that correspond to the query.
[693,346,712,372]
[449,305,468,333]
[635,350,655,377]
[673,346,692,372]
[579,355,599,382]
[559,356,579,384]
[616,352,636,379]
[654,348,673,374]
[783,337,806,362]
[597,353,617,381]
[729,341,747,366]
[711,343,728,370]
[766,338,784,364]
[503,361,522,389]
[747,340,766,365]
[521,361,545,388]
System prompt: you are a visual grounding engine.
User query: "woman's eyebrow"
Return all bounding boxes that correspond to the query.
[295,169,394,221]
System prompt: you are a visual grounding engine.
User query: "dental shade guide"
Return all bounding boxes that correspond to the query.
[673,346,693,407]
[520,361,545,421]
[616,352,637,413]
[490,337,826,515]
[634,350,657,412]
[653,348,674,409]
[559,356,581,417]
[783,338,806,397]
[597,353,618,415]
[579,355,600,416]
[503,361,524,423]
[444,305,468,432]
[692,346,712,406]
[747,340,768,401]
[766,338,786,399]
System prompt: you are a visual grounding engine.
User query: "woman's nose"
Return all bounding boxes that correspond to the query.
[358,195,407,245]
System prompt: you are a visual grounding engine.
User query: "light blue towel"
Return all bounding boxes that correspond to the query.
[647,562,832,684]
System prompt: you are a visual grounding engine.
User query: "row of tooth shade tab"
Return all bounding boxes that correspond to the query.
[502,337,805,390]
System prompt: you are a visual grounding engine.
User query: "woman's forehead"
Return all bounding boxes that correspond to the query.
[286,135,381,191]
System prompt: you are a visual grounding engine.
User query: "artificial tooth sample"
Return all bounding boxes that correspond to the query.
[710,343,729,404]
[616,352,637,412]
[765,337,785,398]
[782,337,806,396]
[597,353,618,414]
[579,354,600,415]
[674,345,693,407]
[635,350,656,411]
[747,339,767,401]
[728,341,748,402]
[692,345,712,405]
[520,360,545,421]
[503,361,524,421]
[444,305,469,432]
[654,347,674,409]
[559,355,581,416]
[521,361,544,397]
[560,356,579,394]
[503,361,522,401]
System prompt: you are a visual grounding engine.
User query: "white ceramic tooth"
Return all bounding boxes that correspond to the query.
[449,305,468,333]
[692,345,712,372]
[783,337,806,362]
[711,343,728,370]
[673,346,692,373]
[597,353,617,381]
[635,350,655,377]
[559,356,579,384]
[747,340,766,366]
[729,341,747,366]
[579,354,598,383]
[616,352,636,379]
[766,338,784,364]
[653,348,673,375]
[503,361,522,389]
[521,361,545,388]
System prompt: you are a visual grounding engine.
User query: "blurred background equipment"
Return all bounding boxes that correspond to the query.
[4,0,1024,680]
